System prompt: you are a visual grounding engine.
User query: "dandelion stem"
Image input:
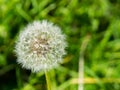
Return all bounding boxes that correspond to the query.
[45,71,51,90]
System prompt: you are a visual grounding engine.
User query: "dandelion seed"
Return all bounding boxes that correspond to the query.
[15,20,67,72]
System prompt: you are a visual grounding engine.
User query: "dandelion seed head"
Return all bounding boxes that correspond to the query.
[15,20,67,72]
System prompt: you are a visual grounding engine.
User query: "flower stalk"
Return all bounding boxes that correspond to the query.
[45,71,51,90]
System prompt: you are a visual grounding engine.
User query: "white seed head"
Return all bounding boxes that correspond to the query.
[15,20,67,72]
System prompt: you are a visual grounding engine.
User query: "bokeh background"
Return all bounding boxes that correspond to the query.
[0,0,120,90]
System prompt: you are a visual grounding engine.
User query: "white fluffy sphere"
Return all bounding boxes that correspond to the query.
[15,20,67,72]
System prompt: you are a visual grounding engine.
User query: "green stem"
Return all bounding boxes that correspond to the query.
[45,71,51,90]
[16,66,22,89]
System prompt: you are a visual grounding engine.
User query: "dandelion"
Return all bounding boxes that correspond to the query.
[15,20,67,72]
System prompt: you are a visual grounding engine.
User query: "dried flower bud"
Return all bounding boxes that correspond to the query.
[15,20,67,72]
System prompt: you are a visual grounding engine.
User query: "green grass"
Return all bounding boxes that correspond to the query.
[0,0,120,90]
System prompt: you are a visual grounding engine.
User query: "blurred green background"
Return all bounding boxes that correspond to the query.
[0,0,120,90]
